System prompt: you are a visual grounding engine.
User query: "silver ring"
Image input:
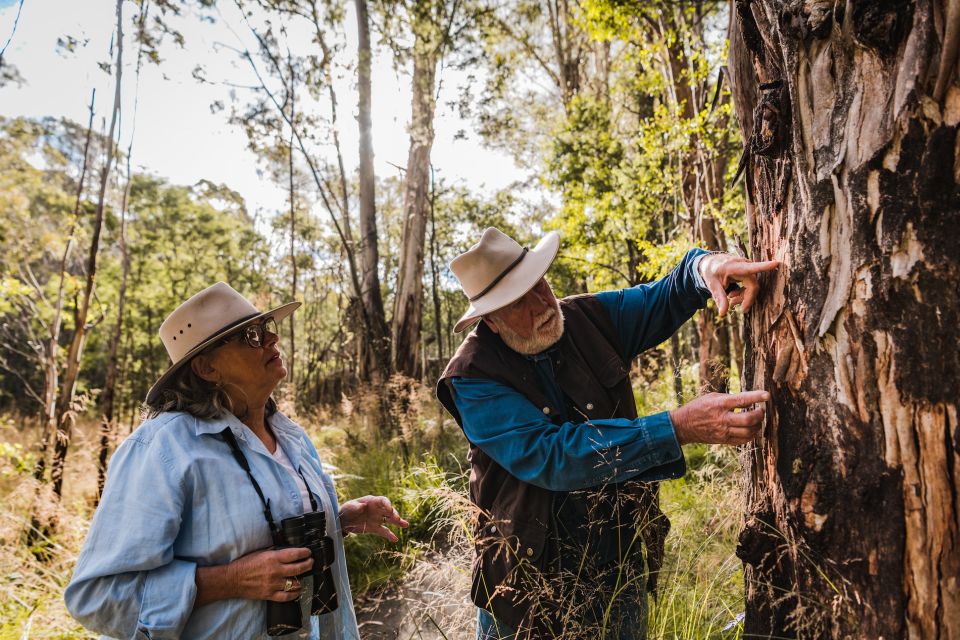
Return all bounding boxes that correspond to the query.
[283,578,295,592]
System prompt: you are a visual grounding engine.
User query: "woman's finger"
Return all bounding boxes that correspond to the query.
[267,589,302,603]
[377,525,400,543]
[274,547,312,563]
[281,557,314,576]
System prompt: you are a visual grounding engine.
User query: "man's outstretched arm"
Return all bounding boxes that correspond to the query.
[595,248,781,361]
[450,376,686,492]
[449,377,769,492]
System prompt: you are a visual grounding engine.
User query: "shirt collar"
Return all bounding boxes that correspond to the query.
[193,410,306,468]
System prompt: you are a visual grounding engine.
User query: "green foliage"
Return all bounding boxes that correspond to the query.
[0,441,34,477]
[652,451,746,639]
[334,443,462,594]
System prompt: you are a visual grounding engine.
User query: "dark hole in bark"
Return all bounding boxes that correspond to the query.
[850,0,913,56]
[736,0,766,63]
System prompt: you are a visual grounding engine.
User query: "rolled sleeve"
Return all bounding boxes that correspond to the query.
[65,433,196,639]
[451,377,686,491]
[137,558,198,637]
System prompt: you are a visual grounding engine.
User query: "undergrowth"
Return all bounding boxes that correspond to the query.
[0,356,751,639]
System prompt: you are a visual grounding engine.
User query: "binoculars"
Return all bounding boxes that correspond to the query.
[267,511,339,636]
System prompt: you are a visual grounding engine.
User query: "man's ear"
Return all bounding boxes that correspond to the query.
[190,354,219,383]
[482,316,500,334]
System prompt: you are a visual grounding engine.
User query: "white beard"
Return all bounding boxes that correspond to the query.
[494,299,565,355]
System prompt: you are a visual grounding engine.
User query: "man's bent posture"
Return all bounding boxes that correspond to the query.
[436,228,779,639]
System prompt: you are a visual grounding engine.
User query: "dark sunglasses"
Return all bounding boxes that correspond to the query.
[219,317,278,349]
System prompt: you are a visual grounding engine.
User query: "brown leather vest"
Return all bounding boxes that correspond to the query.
[437,295,670,637]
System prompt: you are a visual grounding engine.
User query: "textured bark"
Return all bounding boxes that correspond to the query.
[392,7,440,378]
[355,0,390,383]
[729,1,960,637]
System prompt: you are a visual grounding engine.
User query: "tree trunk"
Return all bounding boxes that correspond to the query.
[355,0,390,383]
[50,0,123,500]
[697,216,731,392]
[34,89,96,484]
[392,10,439,378]
[287,70,297,392]
[96,159,130,505]
[729,1,960,637]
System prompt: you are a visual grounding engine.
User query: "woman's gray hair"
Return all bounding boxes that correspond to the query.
[143,360,277,421]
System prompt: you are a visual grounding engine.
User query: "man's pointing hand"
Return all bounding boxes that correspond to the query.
[698,253,781,316]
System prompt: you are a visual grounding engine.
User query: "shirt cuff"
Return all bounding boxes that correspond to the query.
[691,253,711,296]
[136,559,198,639]
[629,411,687,482]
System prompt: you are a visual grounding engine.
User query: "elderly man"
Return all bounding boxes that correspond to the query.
[436,228,779,640]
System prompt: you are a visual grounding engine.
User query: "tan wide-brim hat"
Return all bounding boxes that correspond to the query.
[145,282,300,404]
[450,227,561,333]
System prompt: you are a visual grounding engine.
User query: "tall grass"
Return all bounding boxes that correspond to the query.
[0,357,751,639]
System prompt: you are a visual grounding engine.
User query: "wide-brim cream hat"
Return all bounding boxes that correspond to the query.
[145,282,300,404]
[450,227,561,333]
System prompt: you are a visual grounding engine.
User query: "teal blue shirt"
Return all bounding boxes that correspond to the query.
[450,249,712,491]
[65,410,359,639]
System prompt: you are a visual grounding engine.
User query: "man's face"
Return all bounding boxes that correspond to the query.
[483,278,564,355]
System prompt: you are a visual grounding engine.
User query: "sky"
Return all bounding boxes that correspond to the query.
[0,0,525,220]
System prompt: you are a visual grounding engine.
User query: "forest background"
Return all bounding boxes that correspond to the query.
[1,0,757,637]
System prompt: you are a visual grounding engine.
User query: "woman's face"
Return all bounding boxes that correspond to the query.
[193,319,286,408]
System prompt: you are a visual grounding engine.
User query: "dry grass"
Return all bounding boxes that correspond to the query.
[0,361,751,639]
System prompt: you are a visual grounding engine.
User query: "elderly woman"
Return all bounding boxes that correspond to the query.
[65,282,407,639]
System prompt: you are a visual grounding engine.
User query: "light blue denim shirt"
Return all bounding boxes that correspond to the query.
[65,410,359,639]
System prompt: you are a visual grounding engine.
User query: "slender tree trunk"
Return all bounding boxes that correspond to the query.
[392,10,440,378]
[428,165,443,369]
[96,164,129,505]
[34,90,96,484]
[697,216,731,392]
[50,0,123,500]
[355,0,390,383]
[288,68,297,392]
[730,1,959,637]
[669,332,684,401]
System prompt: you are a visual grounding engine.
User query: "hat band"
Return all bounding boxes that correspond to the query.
[468,247,528,302]
[191,312,262,354]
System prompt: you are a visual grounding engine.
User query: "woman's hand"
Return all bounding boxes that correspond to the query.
[195,547,313,606]
[339,495,409,543]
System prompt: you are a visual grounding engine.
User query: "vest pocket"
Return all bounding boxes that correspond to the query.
[476,513,549,568]
[472,512,551,619]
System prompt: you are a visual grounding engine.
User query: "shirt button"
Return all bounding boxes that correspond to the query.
[542,407,551,415]
[586,403,594,410]
[525,547,535,557]
[490,525,497,534]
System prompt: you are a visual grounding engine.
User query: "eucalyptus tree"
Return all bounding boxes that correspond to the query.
[372,0,479,378]
[729,1,960,636]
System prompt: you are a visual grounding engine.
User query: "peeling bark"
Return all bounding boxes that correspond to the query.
[729,1,960,637]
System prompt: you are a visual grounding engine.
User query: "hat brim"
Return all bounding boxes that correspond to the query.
[145,301,301,404]
[453,231,560,333]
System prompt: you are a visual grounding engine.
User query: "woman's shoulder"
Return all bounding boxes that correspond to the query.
[118,411,222,463]
[129,411,200,443]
